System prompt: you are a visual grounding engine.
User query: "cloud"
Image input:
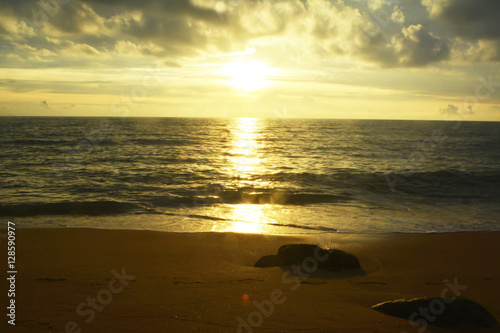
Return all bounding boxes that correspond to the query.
[86,0,223,24]
[251,0,446,68]
[299,1,449,67]
[422,0,500,63]
[391,6,405,23]
[0,0,105,36]
[0,0,234,61]
[113,40,167,57]
[0,0,472,70]
[61,41,101,56]
[440,103,474,116]
[368,0,385,11]
[392,24,450,66]
[422,0,500,40]
[357,24,450,67]
[453,39,500,62]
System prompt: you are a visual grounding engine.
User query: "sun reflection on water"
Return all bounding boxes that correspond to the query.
[228,118,262,177]
[227,204,266,233]
[224,118,269,233]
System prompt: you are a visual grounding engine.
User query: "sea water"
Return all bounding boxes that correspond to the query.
[1,117,499,234]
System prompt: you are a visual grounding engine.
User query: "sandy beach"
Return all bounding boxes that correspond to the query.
[4,229,500,332]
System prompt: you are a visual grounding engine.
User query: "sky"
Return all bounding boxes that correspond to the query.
[0,0,500,120]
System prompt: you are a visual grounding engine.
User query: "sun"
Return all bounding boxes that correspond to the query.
[219,60,274,91]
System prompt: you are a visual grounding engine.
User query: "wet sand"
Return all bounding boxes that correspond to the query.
[5,229,500,332]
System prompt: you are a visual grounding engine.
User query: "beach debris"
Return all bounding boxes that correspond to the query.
[372,296,497,328]
[254,243,361,272]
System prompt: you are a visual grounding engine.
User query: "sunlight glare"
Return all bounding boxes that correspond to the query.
[220,61,274,91]
[228,118,263,176]
[228,204,265,233]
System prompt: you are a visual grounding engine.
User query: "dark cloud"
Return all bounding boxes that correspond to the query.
[86,0,223,23]
[425,0,500,40]
[320,2,451,67]
[0,0,466,69]
[0,0,242,66]
[0,0,91,33]
[0,0,223,28]
[422,0,500,62]
[458,40,500,62]
[118,12,216,51]
[358,24,450,67]
[394,24,450,66]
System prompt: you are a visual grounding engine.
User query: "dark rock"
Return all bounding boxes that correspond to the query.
[254,243,361,272]
[254,255,283,267]
[278,244,320,265]
[372,297,497,328]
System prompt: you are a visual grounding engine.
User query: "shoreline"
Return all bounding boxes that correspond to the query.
[12,222,500,235]
[4,228,500,332]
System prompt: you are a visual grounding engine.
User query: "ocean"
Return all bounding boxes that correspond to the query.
[1,117,499,234]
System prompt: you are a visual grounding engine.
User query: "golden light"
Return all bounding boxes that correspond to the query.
[220,118,269,233]
[228,118,263,177]
[219,60,274,91]
[227,204,266,234]
[213,118,288,234]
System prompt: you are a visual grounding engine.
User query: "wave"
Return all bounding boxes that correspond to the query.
[0,191,351,218]
[0,199,338,233]
[2,169,498,218]
[2,138,125,147]
[249,169,500,198]
[380,170,500,198]
[142,189,352,207]
[131,139,194,146]
[217,190,351,205]
[2,139,75,146]
[1,138,192,147]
